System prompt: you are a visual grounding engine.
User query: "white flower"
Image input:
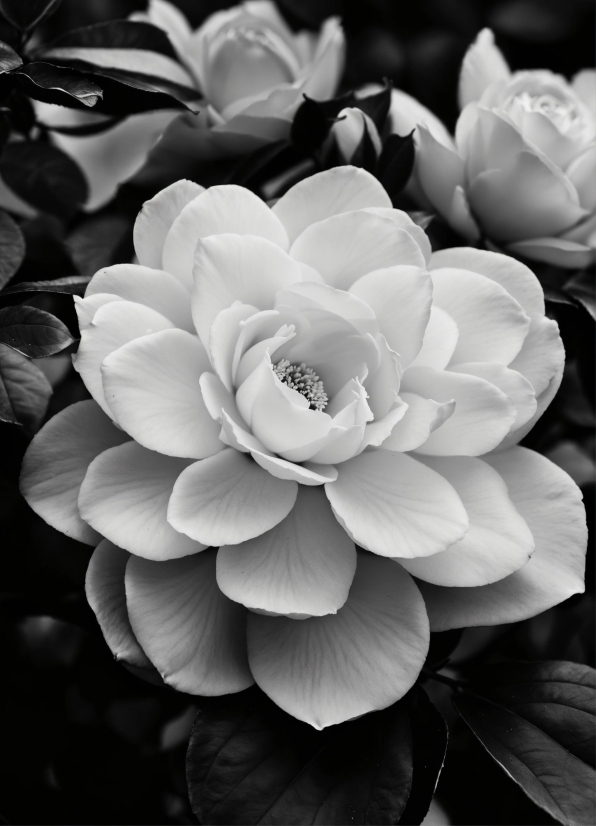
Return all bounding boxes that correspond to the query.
[388,29,596,268]
[34,0,344,209]
[21,167,586,729]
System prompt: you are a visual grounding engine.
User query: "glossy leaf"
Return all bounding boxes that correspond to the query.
[0,0,62,30]
[0,209,25,290]
[0,342,51,428]
[187,686,418,825]
[0,305,74,357]
[14,62,103,108]
[0,275,91,301]
[0,142,88,218]
[66,214,131,275]
[41,20,179,61]
[0,39,22,72]
[291,96,330,152]
[454,661,596,826]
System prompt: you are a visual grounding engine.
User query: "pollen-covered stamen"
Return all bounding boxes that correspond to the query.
[272,359,329,411]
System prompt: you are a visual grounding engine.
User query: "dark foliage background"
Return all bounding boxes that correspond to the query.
[0,1,593,824]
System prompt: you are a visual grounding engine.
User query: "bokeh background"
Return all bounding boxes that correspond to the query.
[0,1,594,823]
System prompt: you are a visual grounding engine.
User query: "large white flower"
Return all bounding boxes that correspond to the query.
[21,167,586,728]
[388,29,596,268]
[34,0,344,209]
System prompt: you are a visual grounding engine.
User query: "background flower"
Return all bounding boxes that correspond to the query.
[21,167,586,731]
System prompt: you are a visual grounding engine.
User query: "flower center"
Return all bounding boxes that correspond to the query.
[515,91,582,134]
[273,359,329,411]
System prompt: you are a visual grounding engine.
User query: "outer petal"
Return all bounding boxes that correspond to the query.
[133,179,204,272]
[507,314,564,395]
[450,362,536,430]
[507,237,596,269]
[250,449,338,485]
[430,268,530,365]
[388,88,455,149]
[419,447,587,629]
[325,449,468,558]
[247,553,430,729]
[409,306,459,371]
[86,539,152,668]
[191,234,302,348]
[162,185,289,288]
[458,29,510,108]
[167,448,298,546]
[20,400,129,545]
[73,300,174,416]
[272,166,391,245]
[381,392,455,453]
[398,456,534,586]
[362,207,432,263]
[216,486,357,618]
[126,550,254,694]
[349,266,432,367]
[79,442,204,560]
[402,366,516,455]
[290,211,426,291]
[101,329,222,459]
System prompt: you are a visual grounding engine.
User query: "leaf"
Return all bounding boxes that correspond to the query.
[42,20,180,61]
[187,686,417,825]
[425,629,463,670]
[66,214,132,275]
[0,142,88,219]
[0,342,51,428]
[565,270,595,321]
[45,115,124,137]
[291,96,330,153]
[0,39,22,72]
[0,305,74,357]
[454,660,596,826]
[0,209,25,290]
[0,0,62,31]
[377,131,416,202]
[14,62,103,108]
[0,275,91,300]
[352,82,392,132]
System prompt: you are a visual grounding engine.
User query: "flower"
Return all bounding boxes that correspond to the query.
[330,106,383,163]
[388,29,596,268]
[21,167,586,729]
[34,0,344,209]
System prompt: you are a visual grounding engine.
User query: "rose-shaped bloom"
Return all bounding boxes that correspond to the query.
[35,0,344,210]
[388,29,596,268]
[21,167,587,729]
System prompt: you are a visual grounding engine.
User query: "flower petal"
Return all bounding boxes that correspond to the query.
[209,303,259,391]
[290,212,426,291]
[402,366,516,455]
[133,179,205,272]
[247,552,429,729]
[363,208,432,263]
[86,539,151,668]
[216,486,356,618]
[409,306,459,370]
[251,450,338,485]
[430,268,530,365]
[381,392,455,453]
[167,448,297,546]
[458,29,510,108]
[101,329,222,460]
[326,449,468,558]
[349,266,432,367]
[79,442,204,560]
[507,237,595,269]
[126,549,253,694]
[85,264,194,331]
[162,185,289,288]
[73,300,174,416]
[20,400,129,545]
[272,166,391,245]
[192,234,302,348]
[419,447,587,629]
[450,362,536,430]
[508,315,564,397]
[398,455,534,586]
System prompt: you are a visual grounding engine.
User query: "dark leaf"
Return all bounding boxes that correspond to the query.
[66,214,132,275]
[0,141,88,219]
[352,82,393,131]
[377,131,415,201]
[0,274,90,300]
[454,660,596,826]
[291,96,330,153]
[565,270,595,321]
[0,304,74,357]
[0,209,25,289]
[0,342,51,428]
[227,140,300,191]
[398,688,448,825]
[42,20,180,62]
[45,114,123,136]
[14,62,102,108]
[187,686,416,825]
[0,0,62,31]
[425,629,463,670]
[350,121,381,172]
[0,38,21,72]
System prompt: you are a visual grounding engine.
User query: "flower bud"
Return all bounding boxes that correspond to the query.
[331,107,382,163]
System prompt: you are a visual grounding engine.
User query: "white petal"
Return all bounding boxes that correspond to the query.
[251,450,338,485]
[20,400,128,545]
[126,550,253,694]
[508,315,564,396]
[79,441,204,560]
[101,329,222,459]
[216,486,356,618]
[325,449,468,558]
[409,306,459,370]
[507,237,595,270]
[167,448,298,546]
[275,282,378,338]
[74,293,123,331]
[458,28,510,108]
[247,553,429,728]
[209,303,259,390]
[381,392,455,453]
[450,362,536,430]
[399,455,534,586]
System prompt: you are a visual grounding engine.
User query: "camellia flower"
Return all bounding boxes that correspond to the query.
[35,0,344,209]
[388,29,596,268]
[21,167,586,728]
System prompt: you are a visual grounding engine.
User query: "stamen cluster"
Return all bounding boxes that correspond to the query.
[273,359,329,411]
